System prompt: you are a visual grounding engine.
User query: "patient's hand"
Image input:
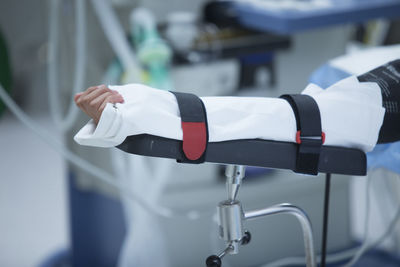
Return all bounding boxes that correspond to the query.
[74,85,124,125]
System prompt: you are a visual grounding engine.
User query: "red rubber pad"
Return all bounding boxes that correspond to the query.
[181,122,207,160]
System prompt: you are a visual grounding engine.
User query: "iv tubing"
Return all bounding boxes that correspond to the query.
[0,83,159,214]
[0,83,216,219]
[48,0,87,132]
[90,0,140,78]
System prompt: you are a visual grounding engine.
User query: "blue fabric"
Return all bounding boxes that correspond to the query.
[310,63,400,174]
[309,63,350,88]
[38,248,70,267]
[68,171,126,267]
[367,141,400,174]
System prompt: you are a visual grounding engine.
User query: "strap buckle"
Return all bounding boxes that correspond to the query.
[296,131,325,145]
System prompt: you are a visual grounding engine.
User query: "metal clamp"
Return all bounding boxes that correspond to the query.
[206,165,317,267]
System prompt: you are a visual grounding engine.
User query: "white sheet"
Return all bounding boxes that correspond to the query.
[330,44,400,75]
[74,75,385,152]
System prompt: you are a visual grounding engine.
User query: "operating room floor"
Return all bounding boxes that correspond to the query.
[0,113,69,267]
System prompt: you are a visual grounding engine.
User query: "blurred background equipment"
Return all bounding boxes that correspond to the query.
[0,29,12,118]
[0,0,400,267]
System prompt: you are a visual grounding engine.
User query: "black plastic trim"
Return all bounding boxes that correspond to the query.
[116,134,366,176]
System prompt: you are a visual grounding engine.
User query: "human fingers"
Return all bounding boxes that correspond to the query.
[88,91,114,112]
[84,86,113,105]
[74,84,124,124]
[75,84,106,103]
[75,92,88,114]
[80,91,113,124]
[75,86,108,109]
[75,87,106,115]
[74,92,83,103]
[90,93,123,124]
[85,84,105,95]
[99,93,124,112]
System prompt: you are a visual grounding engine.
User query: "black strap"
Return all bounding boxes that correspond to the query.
[280,94,324,175]
[170,91,209,164]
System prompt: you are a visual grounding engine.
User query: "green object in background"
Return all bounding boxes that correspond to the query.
[0,29,12,118]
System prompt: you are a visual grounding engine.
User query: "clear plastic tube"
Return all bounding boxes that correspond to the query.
[90,0,140,81]
[47,0,86,132]
[0,83,156,213]
[0,83,214,219]
[47,0,61,127]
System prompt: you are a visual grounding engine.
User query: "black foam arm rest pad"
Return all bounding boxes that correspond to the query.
[116,134,367,176]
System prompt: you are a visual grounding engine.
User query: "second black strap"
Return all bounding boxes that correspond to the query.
[280,94,323,175]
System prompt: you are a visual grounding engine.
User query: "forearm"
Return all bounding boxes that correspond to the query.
[74,78,384,152]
